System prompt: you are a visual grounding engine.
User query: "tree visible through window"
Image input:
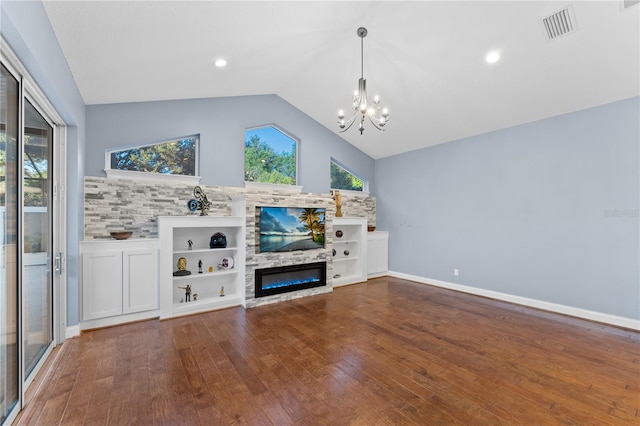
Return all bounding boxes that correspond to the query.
[244,125,297,185]
[108,135,198,176]
[331,159,364,191]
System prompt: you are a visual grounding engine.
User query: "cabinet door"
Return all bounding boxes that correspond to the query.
[367,239,378,275]
[82,251,123,320]
[123,249,158,314]
[378,238,389,272]
[367,235,389,275]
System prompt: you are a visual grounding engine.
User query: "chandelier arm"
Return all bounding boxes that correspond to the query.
[368,110,390,122]
[338,113,358,133]
[366,114,387,131]
[338,117,358,133]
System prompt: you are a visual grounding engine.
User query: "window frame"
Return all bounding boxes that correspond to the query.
[104,134,201,184]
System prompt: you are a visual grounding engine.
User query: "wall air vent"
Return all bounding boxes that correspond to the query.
[541,6,577,41]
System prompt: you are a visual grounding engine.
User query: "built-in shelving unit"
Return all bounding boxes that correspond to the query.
[332,217,367,286]
[158,199,246,319]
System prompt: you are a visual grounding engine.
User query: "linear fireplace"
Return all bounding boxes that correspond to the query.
[255,262,327,298]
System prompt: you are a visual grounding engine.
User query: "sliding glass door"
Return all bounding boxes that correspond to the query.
[0,54,61,424]
[23,100,53,377]
[0,63,19,425]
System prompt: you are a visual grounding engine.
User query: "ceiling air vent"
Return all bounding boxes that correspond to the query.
[541,6,577,41]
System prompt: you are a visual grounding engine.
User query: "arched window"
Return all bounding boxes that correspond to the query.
[244,125,298,185]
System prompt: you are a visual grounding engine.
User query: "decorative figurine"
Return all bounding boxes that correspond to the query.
[193,293,198,301]
[187,240,193,250]
[173,257,191,276]
[218,256,234,269]
[219,286,225,297]
[198,259,203,274]
[210,232,227,248]
[208,266,213,273]
[178,284,192,302]
[187,186,212,216]
[332,190,343,217]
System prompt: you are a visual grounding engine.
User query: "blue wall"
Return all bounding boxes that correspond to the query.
[376,97,640,320]
[1,0,86,327]
[86,95,375,194]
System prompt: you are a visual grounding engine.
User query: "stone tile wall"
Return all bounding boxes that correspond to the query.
[243,191,335,308]
[84,176,376,308]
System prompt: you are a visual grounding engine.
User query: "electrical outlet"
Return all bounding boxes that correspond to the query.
[453,268,459,276]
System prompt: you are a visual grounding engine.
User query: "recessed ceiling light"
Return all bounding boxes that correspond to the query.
[214,58,227,68]
[485,51,501,64]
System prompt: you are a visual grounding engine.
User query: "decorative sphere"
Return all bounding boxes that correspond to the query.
[187,199,199,212]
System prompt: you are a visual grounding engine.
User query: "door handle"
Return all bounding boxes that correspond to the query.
[54,252,64,274]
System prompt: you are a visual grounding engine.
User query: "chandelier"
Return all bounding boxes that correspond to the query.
[338,27,389,134]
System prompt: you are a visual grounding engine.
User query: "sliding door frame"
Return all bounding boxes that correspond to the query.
[1,36,68,423]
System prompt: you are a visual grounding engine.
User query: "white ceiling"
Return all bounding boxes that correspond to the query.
[42,1,639,159]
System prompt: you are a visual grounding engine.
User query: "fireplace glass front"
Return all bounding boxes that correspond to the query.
[255,262,326,298]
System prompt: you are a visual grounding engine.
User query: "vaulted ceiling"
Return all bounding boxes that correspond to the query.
[43,1,639,159]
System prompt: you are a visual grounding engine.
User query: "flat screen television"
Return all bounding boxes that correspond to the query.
[258,206,325,253]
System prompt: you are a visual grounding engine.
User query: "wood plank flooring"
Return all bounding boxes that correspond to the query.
[16,277,640,425]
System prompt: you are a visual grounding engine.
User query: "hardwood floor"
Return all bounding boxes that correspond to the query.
[16,277,640,425]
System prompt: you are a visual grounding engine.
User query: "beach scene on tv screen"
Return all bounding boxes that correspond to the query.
[259,207,325,252]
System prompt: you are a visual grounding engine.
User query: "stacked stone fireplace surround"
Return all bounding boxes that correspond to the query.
[84,177,376,308]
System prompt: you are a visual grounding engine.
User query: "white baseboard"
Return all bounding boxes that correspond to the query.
[65,324,80,339]
[367,271,388,279]
[80,310,159,331]
[388,271,640,331]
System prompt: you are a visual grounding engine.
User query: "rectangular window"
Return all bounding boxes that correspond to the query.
[106,135,199,176]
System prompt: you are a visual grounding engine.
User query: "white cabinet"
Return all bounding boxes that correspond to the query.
[123,249,160,313]
[158,211,246,319]
[82,249,123,320]
[367,231,389,278]
[332,217,367,287]
[80,239,159,329]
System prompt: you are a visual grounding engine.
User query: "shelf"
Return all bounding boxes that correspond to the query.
[333,256,359,263]
[172,269,238,281]
[172,294,242,317]
[332,273,366,286]
[173,246,239,255]
[333,239,358,245]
